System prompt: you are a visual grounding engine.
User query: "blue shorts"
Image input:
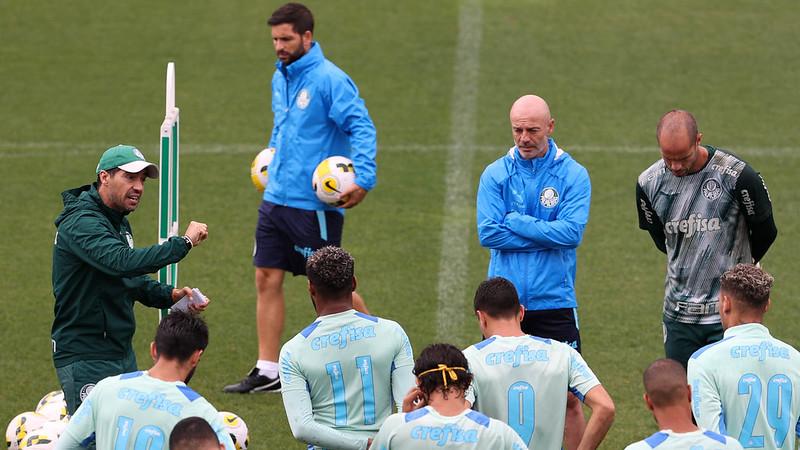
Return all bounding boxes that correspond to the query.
[254,201,344,276]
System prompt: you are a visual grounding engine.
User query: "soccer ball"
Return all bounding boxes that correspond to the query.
[312,156,356,206]
[250,147,276,191]
[18,420,64,449]
[218,411,249,450]
[6,412,48,450]
[35,391,68,422]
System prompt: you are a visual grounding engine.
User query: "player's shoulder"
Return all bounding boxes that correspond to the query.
[689,335,736,361]
[638,158,667,187]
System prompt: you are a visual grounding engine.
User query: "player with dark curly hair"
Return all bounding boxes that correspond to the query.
[371,343,527,449]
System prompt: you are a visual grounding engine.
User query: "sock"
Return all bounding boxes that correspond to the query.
[256,360,279,378]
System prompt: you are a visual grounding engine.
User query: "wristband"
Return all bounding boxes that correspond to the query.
[182,235,194,249]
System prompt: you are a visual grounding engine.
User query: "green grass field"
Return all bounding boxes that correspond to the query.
[2,0,799,448]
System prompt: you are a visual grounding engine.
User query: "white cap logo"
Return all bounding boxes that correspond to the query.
[133,148,145,160]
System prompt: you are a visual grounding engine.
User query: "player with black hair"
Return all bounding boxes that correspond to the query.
[279,246,414,450]
[170,417,225,450]
[371,343,527,449]
[55,311,234,450]
[463,277,615,450]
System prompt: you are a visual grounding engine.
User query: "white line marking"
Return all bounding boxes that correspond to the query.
[435,0,482,342]
[1,141,797,158]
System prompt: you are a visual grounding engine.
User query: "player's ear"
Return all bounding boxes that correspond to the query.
[695,132,703,146]
[686,384,693,404]
[189,349,203,367]
[518,305,525,322]
[765,297,771,313]
[643,393,655,412]
[351,275,357,292]
[149,342,157,361]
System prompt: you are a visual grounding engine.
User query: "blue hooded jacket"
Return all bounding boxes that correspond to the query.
[476,139,591,311]
[265,42,377,211]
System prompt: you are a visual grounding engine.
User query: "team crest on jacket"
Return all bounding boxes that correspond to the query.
[702,179,722,200]
[540,187,559,208]
[79,383,95,401]
[297,89,311,109]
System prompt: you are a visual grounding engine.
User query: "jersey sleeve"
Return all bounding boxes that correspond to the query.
[502,165,591,249]
[568,348,601,401]
[735,164,777,261]
[370,413,402,450]
[687,358,724,433]
[55,384,101,449]
[391,325,416,411]
[60,214,189,278]
[493,419,529,450]
[476,166,545,252]
[636,182,667,253]
[326,72,377,191]
[279,345,369,450]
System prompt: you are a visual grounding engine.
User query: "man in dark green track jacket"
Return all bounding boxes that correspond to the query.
[51,144,209,414]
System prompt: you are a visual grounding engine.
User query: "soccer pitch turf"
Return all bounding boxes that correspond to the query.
[2,0,799,448]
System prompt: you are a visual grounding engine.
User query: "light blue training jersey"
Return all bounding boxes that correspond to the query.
[280,309,415,450]
[55,371,234,450]
[463,335,601,449]
[371,406,528,450]
[624,429,744,450]
[688,323,800,449]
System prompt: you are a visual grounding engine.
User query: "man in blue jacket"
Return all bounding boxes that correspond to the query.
[224,2,377,394]
[476,94,591,450]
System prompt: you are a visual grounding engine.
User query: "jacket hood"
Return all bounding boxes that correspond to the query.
[55,183,123,227]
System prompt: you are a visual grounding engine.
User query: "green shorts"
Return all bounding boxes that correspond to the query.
[662,316,723,368]
[55,351,137,415]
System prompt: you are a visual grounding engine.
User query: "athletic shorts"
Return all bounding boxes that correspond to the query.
[254,201,344,276]
[55,351,137,415]
[663,316,723,368]
[520,307,581,353]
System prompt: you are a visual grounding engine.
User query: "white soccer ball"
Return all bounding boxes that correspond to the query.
[312,156,356,206]
[6,413,48,450]
[34,391,68,422]
[250,147,276,192]
[218,411,249,450]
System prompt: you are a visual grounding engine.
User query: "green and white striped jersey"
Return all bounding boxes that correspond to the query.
[624,429,743,450]
[687,324,800,449]
[371,407,528,450]
[637,146,773,324]
[55,371,234,450]
[462,335,601,449]
[280,309,415,450]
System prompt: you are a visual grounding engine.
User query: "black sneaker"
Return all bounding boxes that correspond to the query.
[223,367,281,393]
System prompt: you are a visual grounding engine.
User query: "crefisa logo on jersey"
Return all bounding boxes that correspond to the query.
[296,89,311,109]
[539,187,559,208]
[701,179,722,200]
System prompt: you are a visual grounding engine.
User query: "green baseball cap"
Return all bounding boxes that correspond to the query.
[96,144,159,178]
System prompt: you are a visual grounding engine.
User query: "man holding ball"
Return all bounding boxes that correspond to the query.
[224,2,377,394]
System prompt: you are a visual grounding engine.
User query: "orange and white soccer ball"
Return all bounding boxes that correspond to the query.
[250,147,276,191]
[218,411,249,450]
[312,156,356,206]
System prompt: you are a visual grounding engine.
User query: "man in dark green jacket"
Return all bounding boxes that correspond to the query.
[52,144,209,414]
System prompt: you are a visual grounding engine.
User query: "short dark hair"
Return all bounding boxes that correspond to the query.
[473,277,520,319]
[306,246,355,298]
[96,167,120,185]
[155,311,209,361]
[268,3,314,35]
[720,263,774,310]
[414,343,473,399]
[169,417,219,450]
[656,109,698,144]
[642,358,688,407]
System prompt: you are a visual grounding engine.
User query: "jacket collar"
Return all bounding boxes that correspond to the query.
[510,137,559,171]
[723,322,770,339]
[276,42,324,78]
[87,183,127,226]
